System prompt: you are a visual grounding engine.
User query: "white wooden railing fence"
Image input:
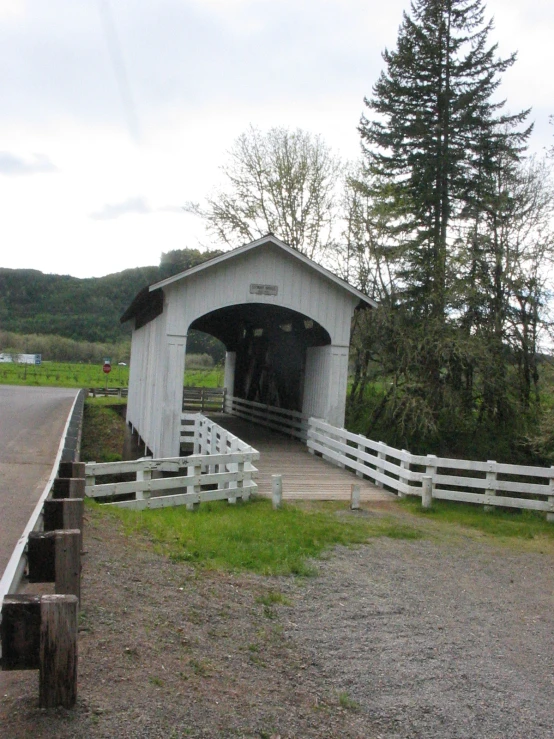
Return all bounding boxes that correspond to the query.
[307,417,554,519]
[85,414,259,510]
[225,394,309,441]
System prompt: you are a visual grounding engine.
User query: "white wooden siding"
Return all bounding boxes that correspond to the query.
[127,240,364,457]
[170,243,359,345]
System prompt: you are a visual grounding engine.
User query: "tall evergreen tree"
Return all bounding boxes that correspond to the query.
[359,0,531,323]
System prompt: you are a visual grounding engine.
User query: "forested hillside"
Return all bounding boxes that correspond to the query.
[0,248,225,354]
[0,266,159,343]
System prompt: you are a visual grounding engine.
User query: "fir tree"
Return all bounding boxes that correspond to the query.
[359,0,531,323]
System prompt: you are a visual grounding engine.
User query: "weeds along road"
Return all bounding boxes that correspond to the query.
[0,384,78,576]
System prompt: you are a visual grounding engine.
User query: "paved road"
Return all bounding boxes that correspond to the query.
[0,385,78,576]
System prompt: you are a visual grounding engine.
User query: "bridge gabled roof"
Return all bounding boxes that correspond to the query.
[148,234,377,308]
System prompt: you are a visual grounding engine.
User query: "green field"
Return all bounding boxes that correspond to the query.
[0,360,130,388]
[0,360,223,389]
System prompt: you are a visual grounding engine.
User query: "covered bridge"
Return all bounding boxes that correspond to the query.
[121,235,376,458]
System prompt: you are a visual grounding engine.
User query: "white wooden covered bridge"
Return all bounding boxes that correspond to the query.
[85,238,554,511]
[121,234,376,460]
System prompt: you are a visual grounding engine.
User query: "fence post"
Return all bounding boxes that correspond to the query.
[186,461,201,511]
[193,416,200,455]
[548,466,554,523]
[421,475,433,509]
[210,423,218,474]
[398,451,409,498]
[484,460,497,513]
[425,454,437,499]
[136,459,152,501]
[350,483,361,510]
[231,458,244,504]
[356,440,365,478]
[336,429,346,469]
[272,475,282,509]
[307,419,315,456]
[218,429,228,489]
[242,456,253,501]
[85,464,95,494]
[39,594,78,709]
[227,438,239,504]
[374,442,386,488]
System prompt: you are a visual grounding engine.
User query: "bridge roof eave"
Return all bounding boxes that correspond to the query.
[148,234,377,310]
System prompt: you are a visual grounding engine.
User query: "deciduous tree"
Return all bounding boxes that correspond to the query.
[186,126,343,261]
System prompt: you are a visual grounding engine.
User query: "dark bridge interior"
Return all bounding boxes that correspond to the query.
[190,303,331,411]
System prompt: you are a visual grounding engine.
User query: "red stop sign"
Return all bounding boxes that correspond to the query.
[103,363,111,374]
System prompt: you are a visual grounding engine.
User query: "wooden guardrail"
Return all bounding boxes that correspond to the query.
[307,417,554,519]
[183,386,226,413]
[225,395,309,441]
[85,414,259,510]
[1,390,86,708]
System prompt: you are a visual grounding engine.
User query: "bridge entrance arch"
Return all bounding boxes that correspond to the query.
[122,235,376,457]
[190,303,331,413]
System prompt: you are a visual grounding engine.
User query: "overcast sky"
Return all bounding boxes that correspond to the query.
[1,0,552,278]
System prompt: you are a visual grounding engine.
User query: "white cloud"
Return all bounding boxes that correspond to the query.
[90,197,151,221]
[0,151,57,175]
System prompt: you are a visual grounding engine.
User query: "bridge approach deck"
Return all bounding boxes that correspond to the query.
[214,414,396,502]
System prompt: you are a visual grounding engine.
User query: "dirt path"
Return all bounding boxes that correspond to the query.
[1,504,553,738]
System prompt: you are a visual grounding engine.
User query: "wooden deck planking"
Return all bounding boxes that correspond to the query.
[214,414,395,502]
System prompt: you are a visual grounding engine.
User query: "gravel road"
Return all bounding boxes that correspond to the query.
[289,535,554,738]
[1,505,552,738]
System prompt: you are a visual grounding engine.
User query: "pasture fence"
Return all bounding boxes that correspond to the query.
[88,387,128,398]
[183,386,226,413]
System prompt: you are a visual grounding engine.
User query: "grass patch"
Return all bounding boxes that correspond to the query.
[256,590,292,607]
[92,498,424,576]
[81,401,126,462]
[338,691,360,711]
[399,497,554,541]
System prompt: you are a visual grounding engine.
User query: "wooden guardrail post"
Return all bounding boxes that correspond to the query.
[28,530,81,602]
[421,475,433,509]
[272,475,283,509]
[1,594,41,670]
[1,594,78,708]
[58,461,86,479]
[484,460,497,512]
[52,477,85,499]
[350,483,361,510]
[39,594,78,708]
[43,499,84,552]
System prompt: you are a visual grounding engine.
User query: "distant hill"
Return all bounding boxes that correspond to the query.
[0,248,225,352]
